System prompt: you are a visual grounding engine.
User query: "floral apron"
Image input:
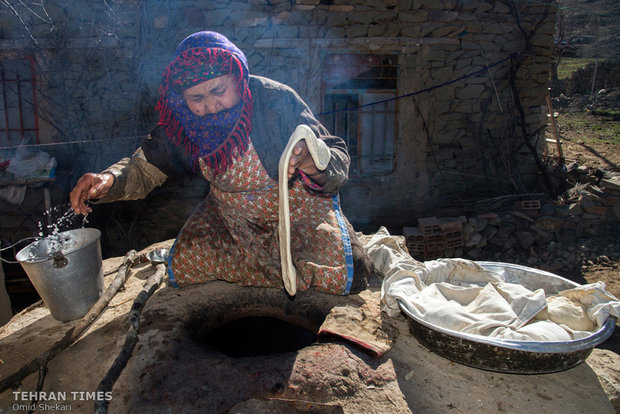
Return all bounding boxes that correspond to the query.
[167,140,354,295]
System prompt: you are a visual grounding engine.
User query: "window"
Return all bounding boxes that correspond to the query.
[0,56,39,146]
[320,54,397,175]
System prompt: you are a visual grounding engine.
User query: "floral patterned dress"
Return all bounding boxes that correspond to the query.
[167,140,354,295]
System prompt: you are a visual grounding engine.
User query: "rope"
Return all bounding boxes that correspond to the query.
[518,0,607,16]
[317,54,515,117]
[1,54,525,151]
[0,135,145,151]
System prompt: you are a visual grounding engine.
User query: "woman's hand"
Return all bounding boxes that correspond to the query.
[287,140,327,185]
[69,173,115,215]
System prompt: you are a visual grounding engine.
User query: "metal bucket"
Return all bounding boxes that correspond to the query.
[16,228,104,322]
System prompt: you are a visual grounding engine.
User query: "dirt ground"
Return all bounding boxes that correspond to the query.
[545,108,620,375]
[559,112,620,173]
[553,110,620,297]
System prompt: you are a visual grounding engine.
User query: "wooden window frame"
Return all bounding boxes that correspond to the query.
[0,55,40,145]
[320,54,397,176]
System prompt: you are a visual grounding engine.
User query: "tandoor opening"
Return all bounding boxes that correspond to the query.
[198,316,318,357]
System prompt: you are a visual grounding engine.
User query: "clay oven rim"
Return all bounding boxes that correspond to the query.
[182,283,346,339]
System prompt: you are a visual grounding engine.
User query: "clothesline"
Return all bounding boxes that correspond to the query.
[0,135,144,151]
[1,54,517,151]
[519,0,607,16]
[316,54,515,116]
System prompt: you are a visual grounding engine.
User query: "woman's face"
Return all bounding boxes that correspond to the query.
[182,75,241,116]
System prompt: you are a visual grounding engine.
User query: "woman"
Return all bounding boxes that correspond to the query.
[70,31,371,295]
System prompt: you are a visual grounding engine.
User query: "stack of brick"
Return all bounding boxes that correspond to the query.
[514,199,542,218]
[403,216,464,261]
[441,218,465,249]
[419,217,444,260]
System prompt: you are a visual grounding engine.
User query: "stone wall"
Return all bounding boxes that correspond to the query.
[402,169,620,276]
[0,0,558,242]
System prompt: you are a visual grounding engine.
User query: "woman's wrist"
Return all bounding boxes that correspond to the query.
[298,170,326,189]
[307,171,327,186]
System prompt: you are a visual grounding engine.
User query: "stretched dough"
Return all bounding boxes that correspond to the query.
[278,125,331,296]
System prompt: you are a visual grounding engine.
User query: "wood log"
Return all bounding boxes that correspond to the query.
[0,250,141,392]
[94,263,166,414]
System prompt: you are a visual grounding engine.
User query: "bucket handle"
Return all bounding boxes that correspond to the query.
[51,251,68,268]
[1,237,37,251]
[0,237,38,263]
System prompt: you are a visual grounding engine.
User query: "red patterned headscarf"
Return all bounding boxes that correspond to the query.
[155,31,253,176]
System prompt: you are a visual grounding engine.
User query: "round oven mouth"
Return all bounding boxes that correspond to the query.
[183,286,338,358]
[194,314,318,357]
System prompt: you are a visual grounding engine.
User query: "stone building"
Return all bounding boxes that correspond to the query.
[0,0,557,255]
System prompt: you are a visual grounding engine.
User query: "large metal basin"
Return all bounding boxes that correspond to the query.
[399,261,616,374]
